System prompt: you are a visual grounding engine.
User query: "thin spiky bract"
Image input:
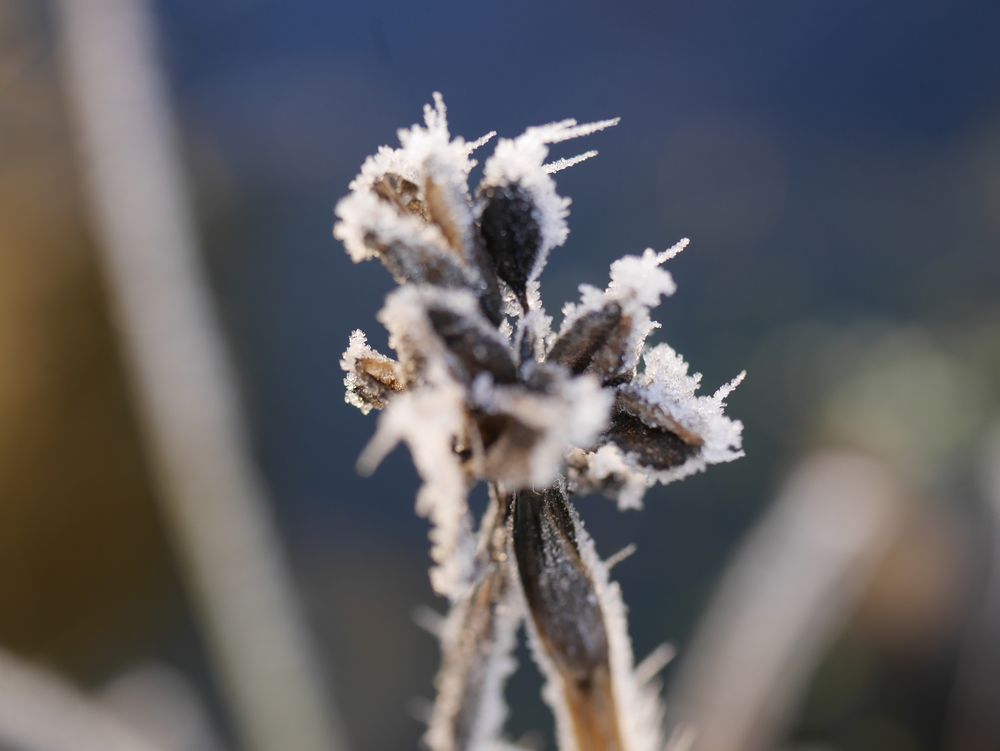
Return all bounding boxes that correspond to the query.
[334,94,744,751]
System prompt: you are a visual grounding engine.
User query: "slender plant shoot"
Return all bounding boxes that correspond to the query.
[335,94,744,751]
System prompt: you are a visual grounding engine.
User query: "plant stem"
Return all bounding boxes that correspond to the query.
[54,2,347,750]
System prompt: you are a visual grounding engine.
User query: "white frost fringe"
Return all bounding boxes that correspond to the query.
[357,367,476,599]
[427,577,523,751]
[334,92,494,267]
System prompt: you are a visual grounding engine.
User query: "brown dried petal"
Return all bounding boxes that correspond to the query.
[342,331,407,415]
[371,172,429,220]
[424,176,466,255]
[347,355,406,412]
[375,172,468,259]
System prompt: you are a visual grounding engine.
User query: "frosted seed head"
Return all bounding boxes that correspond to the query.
[335,97,743,750]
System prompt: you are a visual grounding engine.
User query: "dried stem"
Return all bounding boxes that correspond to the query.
[427,485,521,751]
[667,452,902,751]
[54,2,346,750]
[946,425,1000,751]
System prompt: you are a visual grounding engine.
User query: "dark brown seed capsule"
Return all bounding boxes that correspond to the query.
[547,302,636,384]
[513,486,624,751]
[604,391,703,471]
[478,183,541,310]
[513,487,607,683]
[426,305,519,384]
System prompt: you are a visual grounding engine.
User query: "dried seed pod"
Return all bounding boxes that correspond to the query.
[340,330,406,414]
[364,232,479,292]
[606,390,704,470]
[547,301,636,384]
[335,94,504,323]
[376,286,514,387]
[479,184,542,310]
[556,246,680,384]
[478,118,619,313]
[513,485,623,751]
[426,304,519,385]
[513,484,671,751]
[572,344,744,509]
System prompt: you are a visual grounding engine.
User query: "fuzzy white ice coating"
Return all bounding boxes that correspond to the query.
[470,368,612,489]
[358,366,477,599]
[334,92,493,266]
[634,344,746,468]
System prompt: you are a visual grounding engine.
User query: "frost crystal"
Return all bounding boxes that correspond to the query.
[334,94,744,751]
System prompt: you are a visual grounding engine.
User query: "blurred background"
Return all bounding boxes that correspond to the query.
[2,1,1000,749]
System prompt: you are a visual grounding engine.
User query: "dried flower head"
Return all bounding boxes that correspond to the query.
[335,94,744,751]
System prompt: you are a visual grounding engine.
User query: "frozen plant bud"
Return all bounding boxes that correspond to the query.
[334,94,743,751]
[478,118,619,311]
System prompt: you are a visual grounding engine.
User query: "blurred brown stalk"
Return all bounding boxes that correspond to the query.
[54,2,346,750]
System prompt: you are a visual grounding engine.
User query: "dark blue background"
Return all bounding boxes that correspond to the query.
[11,1,1000,749]
[152,2,1000,748]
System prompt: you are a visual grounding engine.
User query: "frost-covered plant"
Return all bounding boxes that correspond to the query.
[335,94,744,751]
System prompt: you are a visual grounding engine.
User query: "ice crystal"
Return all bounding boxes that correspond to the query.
[334,94,744,751]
